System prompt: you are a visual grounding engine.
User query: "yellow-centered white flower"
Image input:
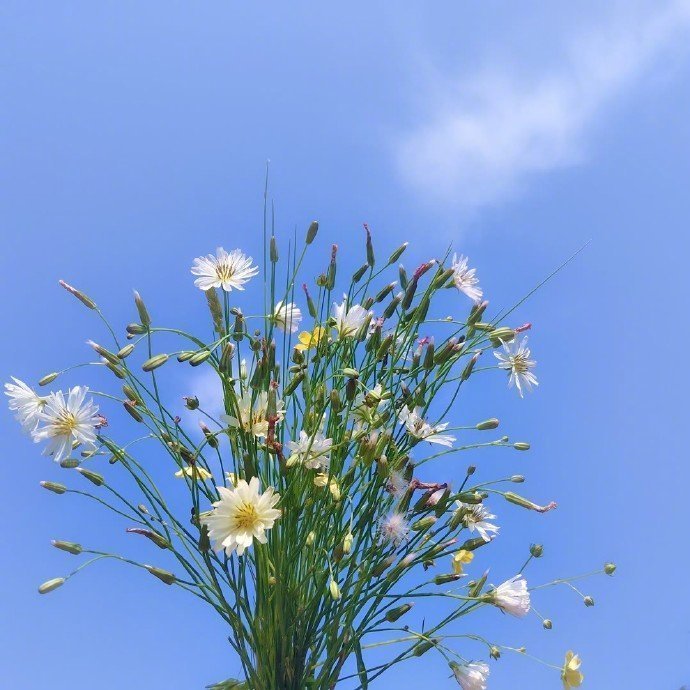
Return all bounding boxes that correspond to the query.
[191,247,259,292]
[450,661,490,690]
[201,477,281,556]
[451,254,482,302]
[222,391,285,438]
[5,377,47,433]
[453,501,499,542]
[273,300,302,333]
[492,574,530,617]
[494,336,538,397]
[34,386,100,463]
[332,298,370,338]
[398,406,456,447]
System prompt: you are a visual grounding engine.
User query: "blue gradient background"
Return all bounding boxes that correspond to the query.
[1,3,689,689]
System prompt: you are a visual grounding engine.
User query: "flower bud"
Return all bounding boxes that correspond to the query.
[384,603,413,622]
[328,577,341,601]
[490,646,501,660]
[543,619,553,629]
[476,418,499,431]
[77,467,104,486]
[530,543,544,558]
[433,573,461,585]
[306,531,316,546]
[60,458,80,468]
[117,344,135,359]
[38,372,59,386]
[388,242,408,265]
[375,282,396,303]
[270,235,279,263]
[364,224,375,267]
[184,396,199,410]
[52,540,82,555]
[371,555,395,577]
[604,562,617,575]
[177,351,194,362]
[127,527,170,549]
[511,475,525,483]
[513,442,530,451]
[40,480,67,494]
[126,322,147,335]
[329,479,341,502]
[59,280,96,309]
[105,361,126,378]
[38,577,65,594]
[123,400,143,422]
[145,565,176,585]
[133,291,151,326]
[87,340,119,366]
[189,349,212,367]
[412,638,437,656]
[343,532,353,554]
[412,516,437,532]
[398,264,408,290]
[584,596,595,607]
[306,220,319,245]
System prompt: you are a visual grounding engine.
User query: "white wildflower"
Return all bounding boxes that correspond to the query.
[451,254,482,302]
[333,298,370,338]
[200,477,281,556]
[453,501,499,542]
[34,386,100,463]
[450,661,490,690]
[191,247,259,292]
[398,406,455,447]
[494,336,537,397]
[222,391,285,438]
[5,377,47,434]
[287,430,333,470]
[492,574,530,617]
[273,300,302,333]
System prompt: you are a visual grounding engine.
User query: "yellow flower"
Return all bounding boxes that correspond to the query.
[561,651,584,688]
[175,465,213,480]
[294,327,327,352]
[451,549,474,575]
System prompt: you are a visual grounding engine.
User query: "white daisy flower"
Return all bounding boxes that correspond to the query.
[191,247,259,292]
[34,386,100,463]
[494,336,537,397]
[451,254,482,302]
[398,406,456,447]
[5,377,47,434]
[453,501,499,542]
[200,477,281,556]
[222,391,285,439]
[287,430,333,470]
[332,298,370,338]
[450,661,490,690]
[379,513,410,546]
[273,300,302,333]
[492,574,530,617]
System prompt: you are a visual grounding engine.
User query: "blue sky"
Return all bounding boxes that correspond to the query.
[1,2,689,688]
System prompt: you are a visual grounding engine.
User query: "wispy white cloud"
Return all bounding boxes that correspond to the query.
[396,1,690,211]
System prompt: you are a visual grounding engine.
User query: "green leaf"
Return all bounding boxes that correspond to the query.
[354,638,368,689]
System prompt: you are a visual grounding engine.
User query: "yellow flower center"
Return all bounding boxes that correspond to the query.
[233,502,259,531]
[215,263,235,282]
[53,411,78,436]
[510,354,530,373]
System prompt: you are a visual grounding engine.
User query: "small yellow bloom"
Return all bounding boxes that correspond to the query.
[294,327,327,352]
[313,473,329,488]
[329,478,341,501]
[561,651,584,688]
[174,465,213,480]
[451,549,474,575]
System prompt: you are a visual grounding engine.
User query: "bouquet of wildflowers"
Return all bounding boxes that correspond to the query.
[7,220,613,689]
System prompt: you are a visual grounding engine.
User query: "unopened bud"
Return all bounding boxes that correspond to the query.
[306,531,316,546]
[40,481,67,494]
[513,442,530,451]
[127,527,170,549]
[133,291,151,326]
[59,280,96,309]
[584,596,595,607]
[412,638,437,656]
[343,532,353,554]
[604,562,617,576]
[76,468,104,486]
[306,220,319,245]
[412,516,437,532]
[329,578,341,601]
[126,322,147,335]
[189,349,212,367]
[51,540,82,555]
[511,475,525,483]
[530,543,544,558]
[433,573,461,585]
[270,235,279,263]
[38,372,59,386]
[146,565,176,585]
[117,344,135,359]
[490,646,501,660]
[38,577,65,594]
[124,400,143,422]
[543,619,553,629]
[184,396,199,410]
[476,418,499,431]
[384,603,413,622]
[388,242,408,265]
